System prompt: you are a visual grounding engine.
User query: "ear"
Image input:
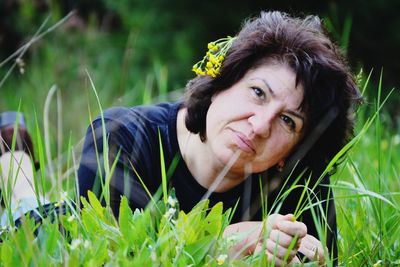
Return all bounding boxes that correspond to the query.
[211,93,216,102]
[277,160,285,172]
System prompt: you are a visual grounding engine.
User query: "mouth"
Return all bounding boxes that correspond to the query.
[230,129,256,154]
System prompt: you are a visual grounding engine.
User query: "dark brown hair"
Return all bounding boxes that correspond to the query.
[184,11,362,173]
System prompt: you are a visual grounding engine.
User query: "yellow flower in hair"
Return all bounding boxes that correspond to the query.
[207,68,219,77]
[209,54,217,65]
[192,36,236,78]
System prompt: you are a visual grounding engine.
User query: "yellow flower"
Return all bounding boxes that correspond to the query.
[216,254,228,265]
[209,54,217,65]
[192,36,235,77]
[211,45,219,53]
[207,68,219,77]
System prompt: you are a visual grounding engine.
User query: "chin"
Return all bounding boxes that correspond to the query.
[214,146,239,165]
[216,152,251,172]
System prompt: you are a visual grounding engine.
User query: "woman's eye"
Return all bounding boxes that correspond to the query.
[280,114,296,131]
[251,87,266,100]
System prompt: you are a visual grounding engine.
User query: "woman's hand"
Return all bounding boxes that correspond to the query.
[223,214,307,266]
[298,234,327,265]
[263,214,307,265]
[223,221,263,256]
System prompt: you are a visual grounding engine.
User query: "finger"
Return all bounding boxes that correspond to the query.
[254,242,264,254]
[269,229,301,248]
[303,234,326,252]
[267,214,285,229]
[266,250,284,267]
[282,213,295,221]
[298,235,326,264]
[276,220,307,238]
[298,245,325,265]
[253,242,289,266]
[290,255,301,264]
[266,239,297,261]
[224,222,263,256]
[302,235,325,256]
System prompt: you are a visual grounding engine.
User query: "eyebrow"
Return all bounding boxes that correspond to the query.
[251,78,276,98]
[250,78,305,123]
[286,110,305,124]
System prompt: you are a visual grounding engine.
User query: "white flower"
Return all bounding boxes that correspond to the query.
[58,191,68,204]
[167,196,177,207]
[216,254,228,265]
[70,239,82,250]
[67,215,76,222]
[163,208,176,219]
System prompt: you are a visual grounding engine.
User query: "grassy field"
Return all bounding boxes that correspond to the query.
[0,14,399,266]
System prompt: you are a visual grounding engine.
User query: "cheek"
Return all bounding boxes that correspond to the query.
[206,96,232,132]
[263,130,299,158]
[205,104,219,137]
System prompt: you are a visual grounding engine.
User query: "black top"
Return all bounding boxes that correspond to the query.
[77,102,337,260]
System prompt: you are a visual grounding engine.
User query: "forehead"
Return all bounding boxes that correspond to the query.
[244,63,304,104]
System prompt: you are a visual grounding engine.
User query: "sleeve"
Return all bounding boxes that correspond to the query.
[77,109,159,217]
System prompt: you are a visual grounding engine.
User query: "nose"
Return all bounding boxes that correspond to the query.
[248,107,275,138]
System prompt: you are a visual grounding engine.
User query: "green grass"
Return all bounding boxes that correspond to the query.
[0,12,400,267]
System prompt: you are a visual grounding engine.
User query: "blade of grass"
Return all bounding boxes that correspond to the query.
[158,128,168,204]
[43,84,58,187]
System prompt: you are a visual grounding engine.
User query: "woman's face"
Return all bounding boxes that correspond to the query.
[205,62,305,175]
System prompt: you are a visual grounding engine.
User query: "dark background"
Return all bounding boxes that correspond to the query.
[1,0,399,123]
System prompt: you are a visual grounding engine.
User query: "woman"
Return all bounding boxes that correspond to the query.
[1,10,360,265]
[77,11,361,265]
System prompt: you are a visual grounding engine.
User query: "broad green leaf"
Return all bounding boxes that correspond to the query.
[185,235,215,265]
[87,190,105,220]
[1,241,14,266]
[119,196,136,246]
[37,221,61,260]
[204,202,223,236]
[86,238,109,266]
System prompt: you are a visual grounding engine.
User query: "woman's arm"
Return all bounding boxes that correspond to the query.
[77,108,155,216]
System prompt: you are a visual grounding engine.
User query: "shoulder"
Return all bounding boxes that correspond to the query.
[101,102,180,128]
[90,102,181,134]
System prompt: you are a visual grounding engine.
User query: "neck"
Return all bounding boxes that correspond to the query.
[176,108,246,192]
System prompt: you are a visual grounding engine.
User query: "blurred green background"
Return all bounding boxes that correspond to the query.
[0,0,399,145]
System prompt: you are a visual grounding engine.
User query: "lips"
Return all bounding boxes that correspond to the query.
[231,129,256,154]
